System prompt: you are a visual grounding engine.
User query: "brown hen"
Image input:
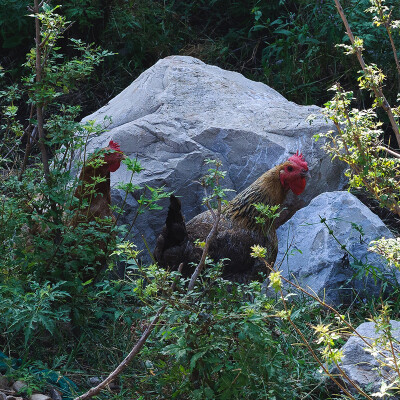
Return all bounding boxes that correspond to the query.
[70,140,125,280]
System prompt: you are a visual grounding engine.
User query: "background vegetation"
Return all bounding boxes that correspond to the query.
[1,0,400,399]
[2,0,400,114]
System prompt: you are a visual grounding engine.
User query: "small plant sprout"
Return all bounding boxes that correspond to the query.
[252,203,284,235]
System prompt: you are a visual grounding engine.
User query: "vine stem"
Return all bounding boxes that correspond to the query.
[377,4,400,78]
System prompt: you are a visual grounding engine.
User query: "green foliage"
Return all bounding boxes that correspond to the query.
[0,3,169,354]
[0,280,70,347]
[2,2,400,399]
[0,0,32,48]
[314,0,400,283]
[114,258,326,400]
[4,0,396,113]
[200,158,233,209]
[253,203,283,235]
[313,323,343,366]
[369,237,400,269]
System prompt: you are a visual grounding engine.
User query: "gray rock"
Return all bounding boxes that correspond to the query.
[48,387,62,400]
[331,320,400,398]
[0,391,6,400]
[30,395,52,400]
[77,56,345,254]
[0,375,9,391]
[275,191,397,306]
[87,376,102,387]
[11,381,26,394]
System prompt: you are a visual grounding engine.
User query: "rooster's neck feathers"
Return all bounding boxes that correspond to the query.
[224,163,289,230]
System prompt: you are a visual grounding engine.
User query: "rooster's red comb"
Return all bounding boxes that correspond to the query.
[288,151,308,170]
[108,140,121,151]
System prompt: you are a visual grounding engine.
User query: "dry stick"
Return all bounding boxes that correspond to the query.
[271,261,374,399]
[381,8,400,79]
[334,362,374,400]
[18,107,36,181]
[379,311,400,379]
[75,197,222,398]
[73,263,184,400]
[332,100,400,217]
[33,0,50,181]
[278,291,359,400]
[75,172,222,398]
[284,272,381,354]
[376,145,400,158]
[272,247,361,398]
[333,0,400,148]
[187,198,222,291]
[73,308,164,400]
[273,249,389,351]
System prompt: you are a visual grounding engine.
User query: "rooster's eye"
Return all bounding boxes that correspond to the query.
[287,165,293,172]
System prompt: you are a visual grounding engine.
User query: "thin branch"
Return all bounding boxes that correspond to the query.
[374,5,400,79]
[266,259,389,363]
[18,104,36,181]
[187,195,222,291]
[34,0,50,181]
[334,362,374,400]
[333,0,400,148]
[74,164,223,398]
[266,258,375,399]
[280,294,359,399]
[73,308,164,400]
[74,263,184,400]
[376,145,400,158]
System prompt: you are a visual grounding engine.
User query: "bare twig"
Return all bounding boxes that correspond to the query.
[376,145,400,158]
[263,256,374,399]
[74,162,224,398]
[332,86,400,218]
[380,7,400,78]
[18,103,36,181]
[333,0,400,147]
[73,308,164,400]
[33,0,50,181]
[279,291,359,399]
[73,263,184,400]
[265,258,390,372]
[187,199,221,291]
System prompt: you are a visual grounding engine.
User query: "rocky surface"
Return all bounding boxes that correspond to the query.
[76,55,346,253]
[275,191,398,306]
[0,376,53,400]
[330,320,400,398]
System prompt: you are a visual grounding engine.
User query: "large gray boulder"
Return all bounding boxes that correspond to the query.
[79,55,346,251]
[330,320,400,398]
[275,191,398,306]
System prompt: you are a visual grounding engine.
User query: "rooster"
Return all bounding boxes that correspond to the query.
[154,152,309,282]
